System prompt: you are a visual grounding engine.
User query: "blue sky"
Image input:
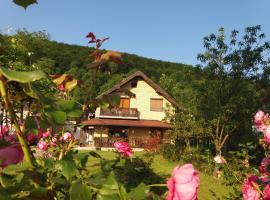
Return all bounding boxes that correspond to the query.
[1,0,270,65]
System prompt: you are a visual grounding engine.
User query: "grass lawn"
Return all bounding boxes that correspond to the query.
[3,150,234,199]
[86,151,233,200]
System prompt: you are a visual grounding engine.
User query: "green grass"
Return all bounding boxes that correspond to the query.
[3,150,233,199]
[86,151,233,200]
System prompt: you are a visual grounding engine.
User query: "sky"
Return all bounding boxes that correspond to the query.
[1,0,270,66]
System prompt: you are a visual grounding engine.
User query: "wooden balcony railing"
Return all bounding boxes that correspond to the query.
[100,108,139,119]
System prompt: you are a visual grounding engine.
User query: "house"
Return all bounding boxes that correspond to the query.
[81,71,176,148]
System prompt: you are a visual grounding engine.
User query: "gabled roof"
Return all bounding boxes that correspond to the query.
[97,71,177,106]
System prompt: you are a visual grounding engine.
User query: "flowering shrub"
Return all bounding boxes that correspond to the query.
[241,110,270,199]
[144,135,161,152]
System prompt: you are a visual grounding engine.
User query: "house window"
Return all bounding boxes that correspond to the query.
[120,98,130,109]
[150,98,163,112]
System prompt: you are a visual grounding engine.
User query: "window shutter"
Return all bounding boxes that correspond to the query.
[150,99,163,112]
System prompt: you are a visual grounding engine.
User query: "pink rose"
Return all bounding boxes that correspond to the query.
[43,131,50,138]
[255,110,266,124]
[254,110,267,132]
[4,133,17,143]
[242,175,260,200]
[0,144,24,168]
[259,175,270,184]
[0,125,9,137]
[50,137,58,147]
[214,155,226,164]
[114,141,133,157]
[37,129,44,139]
[260,156,270,174]
[264,127,270,144]
[37,140,48,151]
[167,164,199,200]
[57,83,65,92]
[263,184,270,199]
[27,133,37,144]
[61,132,74,141]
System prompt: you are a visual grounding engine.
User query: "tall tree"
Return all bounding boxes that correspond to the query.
[197,26,270,155]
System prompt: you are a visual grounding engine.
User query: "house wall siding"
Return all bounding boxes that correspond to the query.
[95,79,173,121]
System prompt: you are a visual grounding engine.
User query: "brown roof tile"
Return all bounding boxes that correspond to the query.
[82,118,172,129]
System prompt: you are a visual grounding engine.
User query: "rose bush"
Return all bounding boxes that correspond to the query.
[240,110,270,199]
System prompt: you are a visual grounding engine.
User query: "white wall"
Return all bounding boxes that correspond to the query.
[95,79,173,121]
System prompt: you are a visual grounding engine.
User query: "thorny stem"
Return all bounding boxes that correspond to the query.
[0,74,35,168]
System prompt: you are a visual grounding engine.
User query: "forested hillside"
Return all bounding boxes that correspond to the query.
[0,30,201,106]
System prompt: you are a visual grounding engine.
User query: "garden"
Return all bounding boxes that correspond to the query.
[1,1,270,200]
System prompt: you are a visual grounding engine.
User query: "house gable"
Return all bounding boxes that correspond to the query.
[95,71,176,121]
[97,71,177,106]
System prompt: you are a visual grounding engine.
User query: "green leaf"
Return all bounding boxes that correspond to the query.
[127,183,148,200]
[58,160,77,180]
[0,190,10,200]
[0,67,46,83]
[13,0,37,9]
[24,116,38,134]
[29,187,48,199]
[99,102,109,110]
[52,176,68,185]
[2,163,29,175]
[74,153,89,168]
[21,83,39,99]
[14,173,24,184]
[0,174,13,188]
[51,111,67,125]
[103,94,120,107]
[119,185,128,200]
[97,172,120,200]
[58,100,76,111]
[70,182,92,200]
[89,151,102,159]
[67,110,83,118]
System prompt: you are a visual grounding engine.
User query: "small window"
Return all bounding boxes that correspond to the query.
[150,98,163,112]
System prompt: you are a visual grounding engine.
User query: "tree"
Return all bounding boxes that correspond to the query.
[197,26,270,155]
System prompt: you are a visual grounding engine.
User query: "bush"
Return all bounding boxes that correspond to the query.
[160,143,214,174]
[160,143,184,161]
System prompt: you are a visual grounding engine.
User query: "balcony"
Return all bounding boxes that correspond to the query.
[99,108,139,119]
